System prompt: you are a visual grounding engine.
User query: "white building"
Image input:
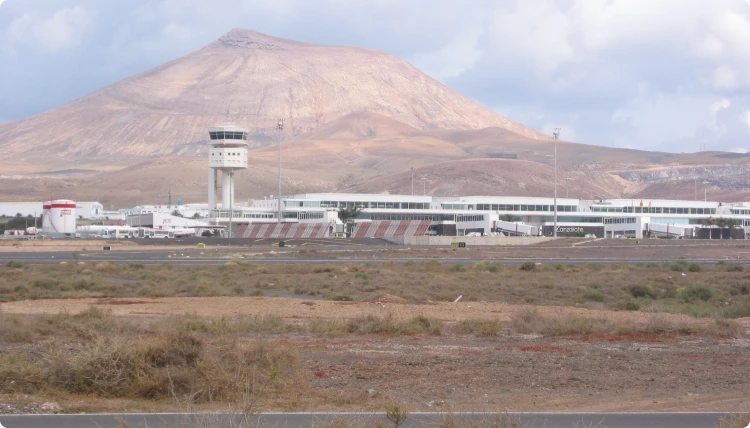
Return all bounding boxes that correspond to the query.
[234,193,748,239]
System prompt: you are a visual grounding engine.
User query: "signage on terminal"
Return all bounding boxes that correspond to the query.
[557,226,584,233]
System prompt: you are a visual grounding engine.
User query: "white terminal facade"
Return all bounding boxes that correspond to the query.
[225,193,746,239]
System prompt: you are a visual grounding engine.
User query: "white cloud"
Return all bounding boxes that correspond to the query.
[6,6,94,53]
[411,30,483,80]
[712,66,741,91]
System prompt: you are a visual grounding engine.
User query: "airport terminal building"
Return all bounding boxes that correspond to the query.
[214,193,750,240]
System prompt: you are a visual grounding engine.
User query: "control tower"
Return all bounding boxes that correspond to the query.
[207,124,248,211]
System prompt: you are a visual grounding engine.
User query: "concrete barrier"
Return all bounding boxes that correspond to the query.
[381,236,555,246]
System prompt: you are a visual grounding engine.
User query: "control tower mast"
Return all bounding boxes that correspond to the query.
[207,124,248,211]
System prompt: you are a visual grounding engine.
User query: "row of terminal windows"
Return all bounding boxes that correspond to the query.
[289,201,431,210]
[360,213,456,221]
[593,206,717,214]
[473,204,577,212]
[733,209,750,215]
[604,217,636,224]
[298,212,324,220]
[209,131,248,140]
[457,215,485,222]
[211,152,244,156]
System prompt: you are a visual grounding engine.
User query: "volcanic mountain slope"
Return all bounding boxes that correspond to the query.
[0,28,544,160]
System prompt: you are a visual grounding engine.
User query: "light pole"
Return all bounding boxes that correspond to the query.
[564,177,571,198]
[411,167,414,196]
[703,181,709,201]
[422,177,427,196]
[552,128,561,237]
[277,119,284,224]
[693,169,698,201]
[228,170,233,239]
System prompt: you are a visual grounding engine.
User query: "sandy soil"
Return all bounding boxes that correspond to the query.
[0,297,721,327]
[3,297,750,412]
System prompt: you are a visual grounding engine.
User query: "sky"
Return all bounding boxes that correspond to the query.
[1,0,750,153]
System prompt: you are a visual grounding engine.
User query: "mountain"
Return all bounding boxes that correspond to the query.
[0,28,544,160]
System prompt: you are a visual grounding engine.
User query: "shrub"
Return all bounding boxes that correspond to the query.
[5,261,23,268]
[629,284,655,299]
[449,264,466,272]
[474,261,499,273]
[398,316,443,335]
[688,263,702,272]
[519,262,537,272]
[727,264,744,272]
[682,284,716,302]
[578,287,605,303]
[670,261,688,272]
[452,319,502,336]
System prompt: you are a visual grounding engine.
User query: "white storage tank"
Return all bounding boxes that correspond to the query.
[42,199,77,236]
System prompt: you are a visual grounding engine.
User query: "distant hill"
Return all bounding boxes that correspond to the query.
[0,28,544,160]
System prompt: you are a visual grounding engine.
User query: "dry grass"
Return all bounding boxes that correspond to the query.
[2,260,750,321]
[0,309,302,406]
[508,307,743,337]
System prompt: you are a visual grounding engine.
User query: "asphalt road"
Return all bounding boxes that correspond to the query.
[0,412,735,428]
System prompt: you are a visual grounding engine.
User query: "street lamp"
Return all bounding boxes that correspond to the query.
[564,177,572,198]
[421,177,427,196]
[552,128,561,237]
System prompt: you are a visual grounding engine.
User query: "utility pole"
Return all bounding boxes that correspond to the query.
[564,177,571,198]
[277,118,284,224]
[553,128,561,237]
[422,177,427,196]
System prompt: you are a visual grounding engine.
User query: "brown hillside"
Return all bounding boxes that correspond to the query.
[0,28,544,160]
[346,158,623,200]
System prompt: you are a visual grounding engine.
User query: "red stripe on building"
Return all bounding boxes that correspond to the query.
[50,204,77,208]
[394,221,409,236]
[374,221,391,238]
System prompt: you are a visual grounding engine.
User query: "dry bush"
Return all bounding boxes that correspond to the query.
[451,319,503,336]
[438,412,519,428]
[0,353,42,393]
[93,261,120,274]
[510,308,743,338]
[718,413,750,428]
[45,329,298,403]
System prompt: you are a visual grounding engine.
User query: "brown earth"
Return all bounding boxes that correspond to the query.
[2,297,750,412]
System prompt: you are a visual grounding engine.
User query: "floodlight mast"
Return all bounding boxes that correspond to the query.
[552,128,561,238]
[277,119,284,225]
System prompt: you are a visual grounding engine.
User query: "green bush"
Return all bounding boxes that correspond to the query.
[578,288,605,302]
[519,262,537,272]
[670,261,688,272]
[474,261,499,272]
[629,284,655,299]
[682,284,716,302]
[688,264,702,272]
[5,261,23,269]
[727,264,744,272]
[449,264,466,272]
